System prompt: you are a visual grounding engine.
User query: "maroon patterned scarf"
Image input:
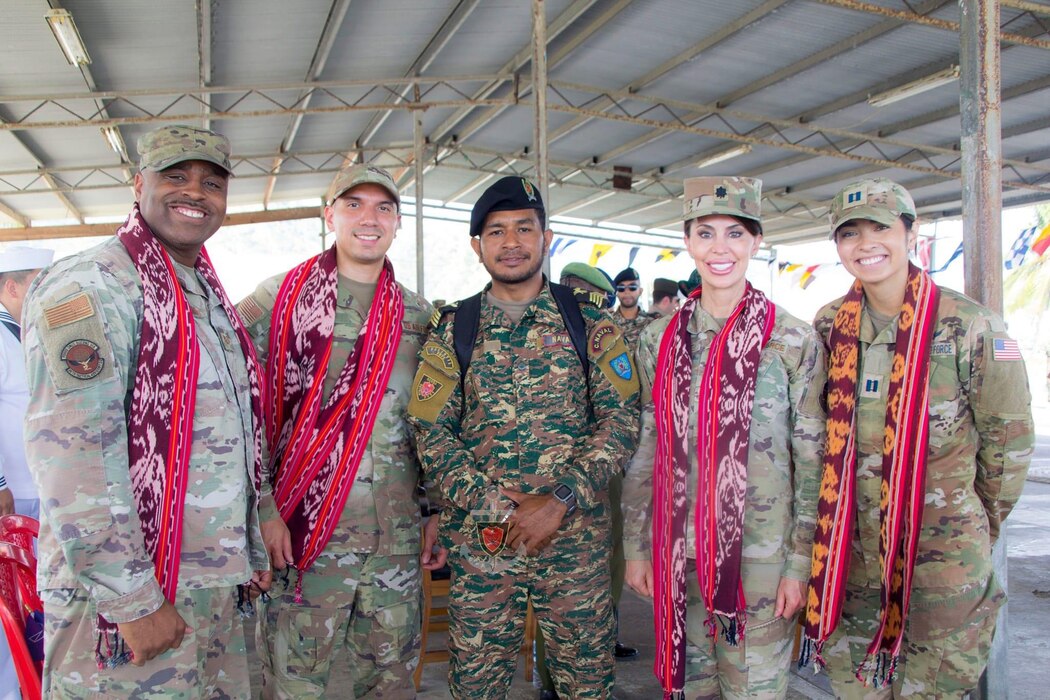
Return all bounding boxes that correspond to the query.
[802,264,939,687]
[265,249,403,599]
[651,282,774,698]
[102,205,264,667]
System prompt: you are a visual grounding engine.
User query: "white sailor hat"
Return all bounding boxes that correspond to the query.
[0,246,55,273]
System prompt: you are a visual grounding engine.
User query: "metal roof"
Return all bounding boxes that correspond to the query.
[1,0,1048,244]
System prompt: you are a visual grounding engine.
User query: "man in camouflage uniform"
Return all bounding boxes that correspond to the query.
[22,125,269,698]
[650,277,680,317]
[238,164,444,698]
[611,267,659,351]
[813,178,1035,698]
[407,176,640,699]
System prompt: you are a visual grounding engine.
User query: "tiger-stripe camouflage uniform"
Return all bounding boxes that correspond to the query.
[408,282,640,699]
[611,307,659,352]
[623,304,826,700]
[238,270,433,699]
[24,239,267,699]
[812,287,1034,699]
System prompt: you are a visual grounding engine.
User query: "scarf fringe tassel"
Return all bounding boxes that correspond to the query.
[856,650,898,688]
[704,613,744,647]
[95,627,132,670]
[797,636,826,672]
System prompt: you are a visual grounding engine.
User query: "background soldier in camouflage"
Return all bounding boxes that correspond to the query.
[407,176,639,699]
[811,179,1034,699]
[22,125,269,699]
[650,277,681,317]
[624,176,826,699]
[611,267,659,352]
[238,164,445,699]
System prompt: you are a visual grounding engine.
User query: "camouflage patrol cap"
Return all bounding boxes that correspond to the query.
[682,176,762,224]
[137,125,233,175]
[327,163,401,208]
[829,178,916,239]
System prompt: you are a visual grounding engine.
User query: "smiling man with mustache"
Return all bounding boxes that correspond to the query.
[22,125,270,698]
[408,176,640,699]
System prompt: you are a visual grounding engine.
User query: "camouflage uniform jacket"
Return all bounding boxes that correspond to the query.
[407,282,640,540]
[612,307,659,353]
[813,288,1034,633]
[623,304,827,582]
[240,269,434,556]
[22,236,267,623]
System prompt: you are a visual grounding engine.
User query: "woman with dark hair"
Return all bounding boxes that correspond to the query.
[802,178,1034,698]
[623,176,826,699]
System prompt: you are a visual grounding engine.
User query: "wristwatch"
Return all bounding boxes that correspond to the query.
[552,483,577,517]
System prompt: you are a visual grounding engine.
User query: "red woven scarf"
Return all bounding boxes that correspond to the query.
[651,282,774,698]
[265,249,403,596]
[803,263,939,687]
[104,205,264,667]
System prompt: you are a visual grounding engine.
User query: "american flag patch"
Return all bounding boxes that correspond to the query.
[992,338,1021,361]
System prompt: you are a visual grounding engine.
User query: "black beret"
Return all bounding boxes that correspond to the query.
[613,267,640,286]
[470,176,546,237]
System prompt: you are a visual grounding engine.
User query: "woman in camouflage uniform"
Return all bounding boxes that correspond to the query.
[802,178,1034,699]
[623,176,826,699]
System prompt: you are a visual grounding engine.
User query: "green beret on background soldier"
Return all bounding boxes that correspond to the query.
[236,163,444,699]
[800,178,1034,698]
[407,175,640,699]
[623,176,827,699]
[22,124,271,698]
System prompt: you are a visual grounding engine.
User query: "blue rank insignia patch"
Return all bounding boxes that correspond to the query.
[610,352,632,380]
[715,186,728,199]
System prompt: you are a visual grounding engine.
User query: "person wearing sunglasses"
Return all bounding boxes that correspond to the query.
[612,268,660,352]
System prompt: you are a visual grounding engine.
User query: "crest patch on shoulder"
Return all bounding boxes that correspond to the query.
[424,343,456,373]
[589,321,618,355]
[44,292,95,329]
[60,339,104,380]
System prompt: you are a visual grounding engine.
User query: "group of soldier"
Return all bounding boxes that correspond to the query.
[3,121,1033,700]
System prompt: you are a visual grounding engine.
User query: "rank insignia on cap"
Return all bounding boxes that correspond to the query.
[61,339,104,379]
[714,185,728,199]
[610,352,633,380]
[844,187,867,209]
[522,179,537,202]
[415,373,444,401]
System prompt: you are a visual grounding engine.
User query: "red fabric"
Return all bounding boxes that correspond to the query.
[266,250,403,578]
[804,264,939,687]
[650,283,774,698]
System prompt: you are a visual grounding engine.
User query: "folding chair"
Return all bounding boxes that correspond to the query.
[0,514,42,700]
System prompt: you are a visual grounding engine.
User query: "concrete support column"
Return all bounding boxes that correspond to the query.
[532,0,551,276]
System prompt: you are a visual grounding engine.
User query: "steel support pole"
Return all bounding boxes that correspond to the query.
[960,0,1003,313]
[960,2,1007,698]
[414,104,426,296]
[532,0,551,277]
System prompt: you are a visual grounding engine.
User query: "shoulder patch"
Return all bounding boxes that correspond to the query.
[422,342,458,376]
[44,292,95,329]
[588,320,620,358]
[409,340,460,423]
[236,295,265,327]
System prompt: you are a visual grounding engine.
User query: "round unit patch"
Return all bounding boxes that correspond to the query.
[61,339,104,380]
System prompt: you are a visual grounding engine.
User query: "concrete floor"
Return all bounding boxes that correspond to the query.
[248,404,1050,699]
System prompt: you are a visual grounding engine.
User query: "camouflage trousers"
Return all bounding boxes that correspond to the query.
[256,551,420,700]
[821,585,997,699]
[537,473,627,692]
[40,585,248,699]
[683,561,795,700]
[447,524,615,699]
